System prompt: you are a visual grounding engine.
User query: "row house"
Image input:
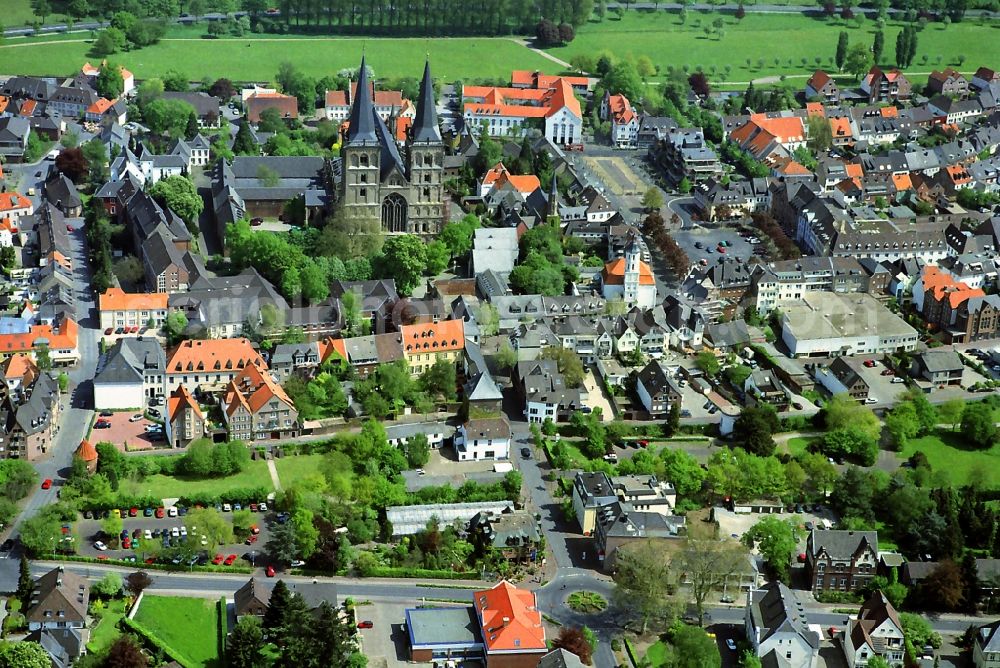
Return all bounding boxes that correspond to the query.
[514,359,587,424]
[636,115,679,151]
[98,288,168,334]
[221,363,299,442]
[165,338,266,395]
[842,592,905,668]
[749,256,890,313]
[927,68,969,96]
[693,177,771,220]
[652,126,723,183]
[165,384,206,448]
[323,333,405,377]
[0,373,61,460]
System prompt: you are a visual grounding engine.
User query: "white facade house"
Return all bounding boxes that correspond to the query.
[463,79,582,146]
[601,237,657,309]
[386,422,449,450]
[454,418,511,461]
[745,582,820,668]
[842,592,905,668]
[93,339,166,409]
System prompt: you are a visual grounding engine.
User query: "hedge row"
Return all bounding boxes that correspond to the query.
[122,617,198,668]
[217,596,227,663]
[363,566,479,580]
[39,553,253,575]
[77,486,272,512]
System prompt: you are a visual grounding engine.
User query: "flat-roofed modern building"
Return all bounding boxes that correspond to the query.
[405,606,483,663]
[780,292,918,357]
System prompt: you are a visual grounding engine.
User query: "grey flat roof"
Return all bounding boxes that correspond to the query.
[406,606,482,648]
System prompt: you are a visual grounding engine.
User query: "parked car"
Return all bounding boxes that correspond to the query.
[129,414,143,422]
[863,359,877,368]
[155,507,165,518]
[520,447,531,458]
[258,502,268,512]
[41,479,52,489]
[212,554,225,565]
[726,639,737,652]
[357,620,374,629]
[94,541,108,551]
[224,554,237,566]
[266,565,276,577]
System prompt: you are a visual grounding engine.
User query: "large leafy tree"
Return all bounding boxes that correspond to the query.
[961,402,997,448]
[105,636,148,668]
[0,641,51,668]
[227,616,268,668]
[734,404,779,456]
[149,176,204,236]
[674,538,748,624]
[670,624,721,668]
[742,516,798,581]
[612,539,676,633]
[551,627,593,665]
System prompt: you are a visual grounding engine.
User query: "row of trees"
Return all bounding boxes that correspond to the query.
[642,211,690,279]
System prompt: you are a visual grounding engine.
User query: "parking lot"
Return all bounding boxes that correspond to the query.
[715,505,839,547]
[400,449,508,492]
[849,359,909,406]
[353,599,416,668]
[92,410,166,452]
[75,506,274,563]
[673,227,756,267]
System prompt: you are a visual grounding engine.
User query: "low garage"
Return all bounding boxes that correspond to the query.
[405,606,483,663]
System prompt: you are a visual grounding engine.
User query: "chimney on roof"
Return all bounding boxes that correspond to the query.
[502,617,510,626]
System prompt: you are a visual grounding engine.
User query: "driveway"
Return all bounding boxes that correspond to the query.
[582,369,614,421]
[400,449,507,491]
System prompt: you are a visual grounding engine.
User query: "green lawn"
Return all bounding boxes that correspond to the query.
[133,595,221,668]
[0,33,554,82]
[645,640,672,668]
[785,437,814,458]
[899,428,1000,487]
[121,460,273,500]
[273,453,325,486]
[5,0,71,28]
[87,599,128,655]
[548,11,1000,83]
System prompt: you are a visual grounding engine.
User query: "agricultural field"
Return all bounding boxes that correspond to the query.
[133,595,221,668]
[546,10,1000,83]
[0,32,554,82]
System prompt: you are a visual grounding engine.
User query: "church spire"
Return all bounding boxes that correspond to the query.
[347,54,377,145]
[547,169,559,218]
[411,58,441,144]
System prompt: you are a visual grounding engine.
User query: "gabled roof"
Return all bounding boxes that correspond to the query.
[168,384,203,423]
[473,581,546,653]
[166,338,264,374]
[601,257,655,286]
[748,581,820,649]
[806,70,833,91]
[27,568,89,625]
[400,319,465,356]
[808,528,877,560]
[222,363,294,417]
[99,287,168,312]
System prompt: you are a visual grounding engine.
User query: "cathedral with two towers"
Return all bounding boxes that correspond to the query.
[338,56,445,237]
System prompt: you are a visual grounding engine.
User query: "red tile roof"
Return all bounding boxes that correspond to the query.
[474,581,546,654]
[168,384,203,423]
[807,70,832,91]
[246,93,298,123]
[75,439,98,462]
[167,338,264,374]
[602,257,655,286]
[0,318,78,355]
[400,319,465,356]
[99,287,168,312]
[0,192,32,214]
[922,265,984,309]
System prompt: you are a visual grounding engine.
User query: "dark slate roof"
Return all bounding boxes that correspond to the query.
[162,91,221,118]
[412,59,441,144]
[346,55,378,145]
[808,529,878,560]
[95,338,166,385]
[748,582,820,649]
[235,578,337,612]
[44,174,82,213]
[538,649,587,668]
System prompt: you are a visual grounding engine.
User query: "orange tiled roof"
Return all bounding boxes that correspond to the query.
[748,114,805,142]
[0,318,78,355]
[463,78,581,120]
[0,96,8,114]
[773,157,812,176]
[75,439,98,462]
[922,265,985,309]
[223,363,293,417]
[87,98,116,115]
[400,319,465,356]
[892,173,913,191]
[0,192,32,213]
[167,338,265,374]
[483,163,510,188]
[829,116,852,139]
[879,106,898,118]
[2,353,37,383]
[946,164,972,184]
[511,70,589,89]
[602,257,655,286]
[474,581,546,653]
[19,99,36,116]
[844,163,864,178]
[395,116,412,143]
[805,102,826,118]
[321,337,347,363]
[99,287,168,312]
[493,171,541,196]
[607,93,636,125]
[168,384,203,423]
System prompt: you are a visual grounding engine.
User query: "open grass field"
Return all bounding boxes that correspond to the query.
[0,32,553,82]
[6,0,70,28]
[785,437,814,458]
[87,599,128,655]
[547,11,1000,83]
[273,453,325,486]
[120,459,273,500]
[134,595,221,668]
[898,428,1000,488]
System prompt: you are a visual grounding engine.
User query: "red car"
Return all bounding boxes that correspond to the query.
[122,537,132,549]
[250,525,260,535]
[224,554,237,566]
[41,479,52,490]
[249,503,258,512]
[265,565,275,577]
[212,554,225,565]
[129,507,138,517]
[245,535,258,545]
[881,370,894,376]
[636,440,649,447]
[863,359,877,368]
[155,507,165,518]
[104,328,113,335]
[97,555,109,561]
[717,246,727,254]
[357,620,374,629]
[145,557,156,564]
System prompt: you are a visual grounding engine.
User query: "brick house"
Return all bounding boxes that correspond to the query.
[806,529,879,594]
